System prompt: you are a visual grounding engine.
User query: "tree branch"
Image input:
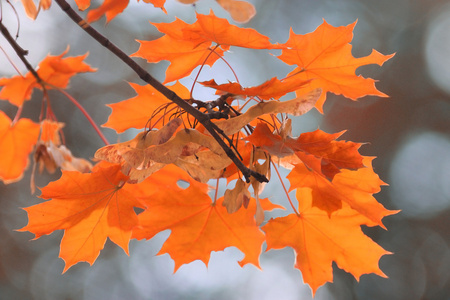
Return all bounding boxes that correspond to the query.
[0,21,43,84]
[54,0,268,183]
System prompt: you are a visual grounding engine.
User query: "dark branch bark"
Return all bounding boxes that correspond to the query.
[0,21,43,84]
[53,0,268,183]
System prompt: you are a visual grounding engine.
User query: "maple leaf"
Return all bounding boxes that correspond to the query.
[290,129,364,177]
[0,111,40,184]
[74,0,90,10]
[20,0,38,19]
[99,118,175,165]
[223,178,251,213]
[103,81,191,133]
[245,122,364,179]
[133,18,226,84]
[186,11,271,49]
[287,157,398,226]
[214,88,321,136]
[97,119,232,183]
[0,76,36,107]
[36,48,96,88]
[216,0,256,23]
[20,0,51,19]
[277,20,394,112]
[201,76,310,100]
[19,163,143,272]
[133,11,272,83]
[86,0,166,23]
[176,0,255,23]
[132,167,273,270]
[0,49,95,107]
[263,188,392,294]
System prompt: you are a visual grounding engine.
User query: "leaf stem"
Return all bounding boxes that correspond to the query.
[11,105,23,125]
[213,178,220,204]
[190,44,221,98]
[211,48,240,84]
[0,45,24,76]
[55,87,110,146]
[271,160,299,215]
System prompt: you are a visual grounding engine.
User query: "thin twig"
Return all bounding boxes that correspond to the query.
[55,87,110,146]
[54,0,268,183]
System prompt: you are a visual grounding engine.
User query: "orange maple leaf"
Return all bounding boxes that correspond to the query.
[263,188,392,294]
[0,49,95,107]
[277,20,394,112]
[186,11,271,48]
[216,0,256,23]
[36,48,96,88]
[132,167,268,270]
[201,76,310,100]
[290,128,364,177]
[20,0,51,19]
[0,75,35,107]
[176,0,255,23]
[74,0,90,10]
[20,163,143,272]
[133,18,225,84]
[287,157,398,226]
[133,11,272,83]
[246,123,364,179]
[103,81,192,133]
[86,0,166,23]
[0,111,40,184]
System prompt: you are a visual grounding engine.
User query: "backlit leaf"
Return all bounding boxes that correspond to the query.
[20,163,143,272]
[86,0,166,23]
[216,0,256,23]
[0,111,40,184]
[132,168,266,270]
[103,81,191,133]
[287,157,398,226]
[246,122,364,179]
[277,20,394,112]
[133,11,271,83]
[263,188,392,294]
[0,49,95,107]
[201,76,310,100]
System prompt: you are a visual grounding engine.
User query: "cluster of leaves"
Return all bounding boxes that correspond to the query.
[0,0,397,295]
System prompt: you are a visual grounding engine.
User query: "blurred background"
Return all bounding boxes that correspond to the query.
[1,0,450,299]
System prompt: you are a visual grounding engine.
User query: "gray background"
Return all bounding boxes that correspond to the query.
[1,0,450,299]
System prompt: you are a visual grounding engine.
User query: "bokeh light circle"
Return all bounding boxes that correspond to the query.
[425,4,450,95]
[389,131,450,218]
